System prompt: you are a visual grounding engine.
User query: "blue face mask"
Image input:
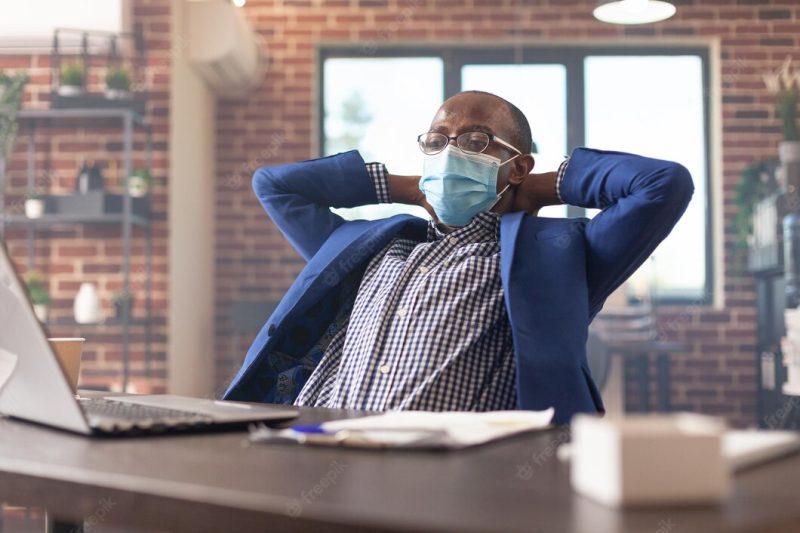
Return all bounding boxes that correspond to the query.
[419,145,519,227]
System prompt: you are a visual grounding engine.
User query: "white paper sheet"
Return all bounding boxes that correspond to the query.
[321,408,555,449]
[723,430,800,471]
[249,408,555,450]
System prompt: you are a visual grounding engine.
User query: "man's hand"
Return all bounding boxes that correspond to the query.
[512,171,562,214]
[387,173,438,220]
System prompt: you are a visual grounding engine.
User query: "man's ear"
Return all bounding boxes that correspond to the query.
[508,154,535,186]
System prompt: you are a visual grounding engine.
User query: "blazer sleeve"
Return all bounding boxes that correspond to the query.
[252,150,381,261]
[558,147,695,318]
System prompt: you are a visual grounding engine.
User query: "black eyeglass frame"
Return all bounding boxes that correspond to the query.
[417,131,523,156]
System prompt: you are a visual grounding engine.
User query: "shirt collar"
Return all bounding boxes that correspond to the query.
[427,211,501,243]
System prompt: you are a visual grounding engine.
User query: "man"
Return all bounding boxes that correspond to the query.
[223,91,693,424]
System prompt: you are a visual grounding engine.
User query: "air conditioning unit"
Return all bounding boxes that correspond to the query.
[186,1,265,96]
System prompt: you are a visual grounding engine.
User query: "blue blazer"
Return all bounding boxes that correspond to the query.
[223,147,694,424]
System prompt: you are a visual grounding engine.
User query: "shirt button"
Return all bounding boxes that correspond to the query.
[397,308,408,318]
[380,364,391,375]
[448,236,458,245]
[418,266,429,273]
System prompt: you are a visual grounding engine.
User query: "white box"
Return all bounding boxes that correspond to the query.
[571,413,730,507]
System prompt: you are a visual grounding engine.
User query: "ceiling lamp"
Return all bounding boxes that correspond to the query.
[593,0,676,25]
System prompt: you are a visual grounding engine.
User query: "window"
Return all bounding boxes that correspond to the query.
[323,56,441,220]
[0,0,124,50]
[320,47,712,303]
[461,64,568,218]
[584,55,708,301]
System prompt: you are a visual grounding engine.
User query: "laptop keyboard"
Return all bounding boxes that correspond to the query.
[78,397,214,431]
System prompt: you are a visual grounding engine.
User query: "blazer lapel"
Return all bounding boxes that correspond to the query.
[225,214,427,397]
[499,211,524,303]
[281,214,426,326]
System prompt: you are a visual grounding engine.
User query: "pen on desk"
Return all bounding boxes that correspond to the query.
[289,424,330,434]
[289,423,433,435]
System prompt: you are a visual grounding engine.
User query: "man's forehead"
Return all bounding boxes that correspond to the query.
[430,96,510,134]
[430,121,495,135]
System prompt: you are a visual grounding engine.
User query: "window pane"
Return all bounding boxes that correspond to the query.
[461,64,568,218]
[0,0,123,39]
[585,55,707,300]
[323,57,443,220]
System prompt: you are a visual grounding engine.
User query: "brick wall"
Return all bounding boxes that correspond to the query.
[3,0,792,424]
[214,0,799,426]
[0,0,170,393]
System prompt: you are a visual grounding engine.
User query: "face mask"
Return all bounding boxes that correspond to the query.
[419,145,519,227]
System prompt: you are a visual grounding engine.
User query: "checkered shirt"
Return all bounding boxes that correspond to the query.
[295,159,569,411]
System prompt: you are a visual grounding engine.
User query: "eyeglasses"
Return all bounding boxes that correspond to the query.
[417,131,522,156]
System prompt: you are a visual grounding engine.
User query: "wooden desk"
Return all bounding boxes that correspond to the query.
[1,407,800,533]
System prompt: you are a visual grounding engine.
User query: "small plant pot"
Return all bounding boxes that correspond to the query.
[105,88,131,100]
[128,176,150,198]
[779,141,800,165]
[114,297,135,320]
[32,304,49,323]
[57,85,84,97]
[24,198,45,219]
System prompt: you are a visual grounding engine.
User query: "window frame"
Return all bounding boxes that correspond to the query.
[318,45,713,306]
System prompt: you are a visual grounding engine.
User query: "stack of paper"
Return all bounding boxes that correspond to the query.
[250,408,554,450]
[723,430,800,471]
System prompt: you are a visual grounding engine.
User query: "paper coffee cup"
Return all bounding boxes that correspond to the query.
[49,337,85,393]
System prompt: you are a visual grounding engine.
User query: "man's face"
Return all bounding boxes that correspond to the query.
[426,93,533,207]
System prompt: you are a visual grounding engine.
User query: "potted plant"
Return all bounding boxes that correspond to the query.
[112,290,134,320]
[24,271,51,323]
[0,71,28,162]
[24,192,45,219]
[128,168,152,198]
[733,160,777,250]
[58,62,86,96]
[763,55,800,164]
[105,65,131,100]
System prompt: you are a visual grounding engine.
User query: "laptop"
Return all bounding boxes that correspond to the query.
[0,241,298,435]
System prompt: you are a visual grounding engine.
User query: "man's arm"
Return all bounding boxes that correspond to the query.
[555,148,694,316]
[253,150,392,261]
[386,171,437,220]
[512,169,562,214]
[514,148,693,316]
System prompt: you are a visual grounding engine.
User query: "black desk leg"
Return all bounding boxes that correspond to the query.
[46,515,83,533]
[637,355,650,413]
[657,352,672,412]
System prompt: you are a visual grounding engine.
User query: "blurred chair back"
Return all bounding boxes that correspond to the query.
[590,302,657,345]
[586,330,611,391]
[231,300,279,333]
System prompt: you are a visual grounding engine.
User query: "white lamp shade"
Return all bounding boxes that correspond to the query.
[593,0,676,25]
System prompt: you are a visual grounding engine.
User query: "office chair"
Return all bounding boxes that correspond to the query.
[586,330,612,392]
